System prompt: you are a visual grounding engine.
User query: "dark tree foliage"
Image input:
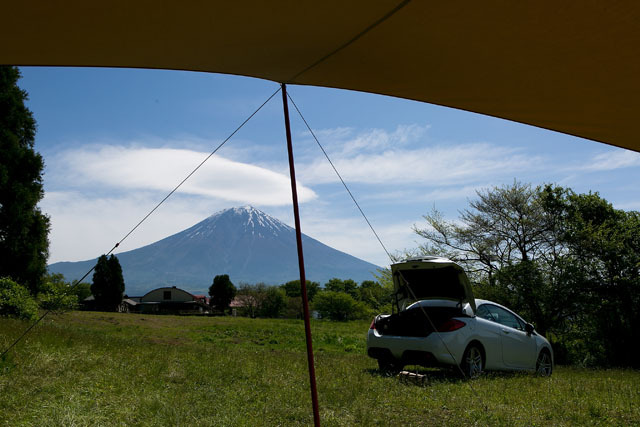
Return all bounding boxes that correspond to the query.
[357,280,392,310]
[71,281,92,303]
[209,274,236,313]
[324,278,359,299]
[280,280,319,318]
[554,190,640,367]
[91,255,125,311]
[258,287,286,318]
[280,279,319,301]
[0,66,50,294]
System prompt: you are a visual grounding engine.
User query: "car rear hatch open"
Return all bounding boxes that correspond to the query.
[391,256,476,314]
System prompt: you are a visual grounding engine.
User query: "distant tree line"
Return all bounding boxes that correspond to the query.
[228,275,394,321]
[414,181,640,368]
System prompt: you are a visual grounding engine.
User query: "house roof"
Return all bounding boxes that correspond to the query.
[140,286,196,301]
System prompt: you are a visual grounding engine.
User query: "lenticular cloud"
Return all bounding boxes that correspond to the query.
[54,145,317,205]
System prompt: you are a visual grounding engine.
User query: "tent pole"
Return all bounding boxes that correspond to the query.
[281,83,321,426]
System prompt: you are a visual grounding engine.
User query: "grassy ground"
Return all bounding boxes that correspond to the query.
[1,311,639,426]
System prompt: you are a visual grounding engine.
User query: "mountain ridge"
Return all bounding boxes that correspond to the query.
[49,206,382,295]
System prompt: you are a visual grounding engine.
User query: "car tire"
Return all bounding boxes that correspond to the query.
[536,349,553,376]
[378,358,402,374]
[461,343,484,379]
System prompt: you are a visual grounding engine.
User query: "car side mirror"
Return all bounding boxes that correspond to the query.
[525,323,534,335]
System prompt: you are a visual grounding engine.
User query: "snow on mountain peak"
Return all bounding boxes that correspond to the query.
[192,206,291,239]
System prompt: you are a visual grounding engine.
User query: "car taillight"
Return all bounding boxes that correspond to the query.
[370,318,376,330]
[437,319,466,332]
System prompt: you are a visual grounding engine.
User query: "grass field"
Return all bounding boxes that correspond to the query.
[1,311,639,426]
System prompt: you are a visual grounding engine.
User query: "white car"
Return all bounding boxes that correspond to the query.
[367,257,554,377]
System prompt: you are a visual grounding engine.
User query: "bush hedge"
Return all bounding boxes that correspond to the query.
[0,277,38,320]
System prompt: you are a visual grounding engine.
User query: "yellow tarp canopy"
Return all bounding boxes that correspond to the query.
[2,1,639,152]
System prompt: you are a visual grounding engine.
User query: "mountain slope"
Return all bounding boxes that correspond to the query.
[49,206,381,295]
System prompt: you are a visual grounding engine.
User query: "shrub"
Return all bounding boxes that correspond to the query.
[313,291,370,321]
[259,287,287,318]
[37,273,77,312]
[0,277,38,320]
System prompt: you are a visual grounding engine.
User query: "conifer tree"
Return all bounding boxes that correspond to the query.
[0,66,50,294]
[209,274,236,313]
[91,254,125,311]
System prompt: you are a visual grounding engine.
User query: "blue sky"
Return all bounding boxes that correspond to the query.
[19,67,640,268]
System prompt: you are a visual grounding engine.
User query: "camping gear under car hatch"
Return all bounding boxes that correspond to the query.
[391,257,476,313]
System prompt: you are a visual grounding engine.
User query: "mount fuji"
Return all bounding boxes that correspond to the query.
[48,206,382,295]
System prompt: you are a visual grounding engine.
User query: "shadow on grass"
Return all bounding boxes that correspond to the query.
[0,353,16,375]
[365,365,533,387]
[365,367,463,385]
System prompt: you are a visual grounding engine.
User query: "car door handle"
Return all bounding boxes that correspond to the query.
[501,329,510,334]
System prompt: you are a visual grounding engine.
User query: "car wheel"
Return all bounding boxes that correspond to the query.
[378,358,402,374]
[461,344,484,378]
[536,349,553,376]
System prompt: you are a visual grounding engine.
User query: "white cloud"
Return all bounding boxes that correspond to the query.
[310,124,430,156]
[49,145,317,206]
[335,124,430,156]
[301,126,354,141]
[41,191,231,263]
[581,150,640,171]
[420,185,484,202]
[298,142,541,185]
